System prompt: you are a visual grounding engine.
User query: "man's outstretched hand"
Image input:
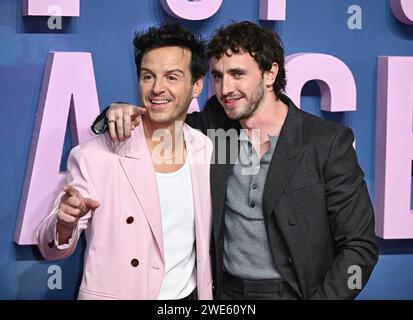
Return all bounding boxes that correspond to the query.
[106,103,147,142]
[56,185,100,244]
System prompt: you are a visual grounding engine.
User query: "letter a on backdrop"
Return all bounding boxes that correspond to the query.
[15,52,100,245]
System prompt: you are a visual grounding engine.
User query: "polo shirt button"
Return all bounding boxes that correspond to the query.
[289,218,297,226]
[250,202,255,208]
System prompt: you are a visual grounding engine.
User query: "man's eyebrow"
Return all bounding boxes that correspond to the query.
[211,68,246,74]
[139,68,185,75]
[228,68,246,73]
[139,67,153,73]
[211,69,222,75]
[165,69,185,75]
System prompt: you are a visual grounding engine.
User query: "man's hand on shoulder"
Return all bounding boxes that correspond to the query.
[106,103,146,142]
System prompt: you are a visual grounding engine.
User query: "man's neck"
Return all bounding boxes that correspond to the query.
[142,116,185,151]
[142,116,187,172]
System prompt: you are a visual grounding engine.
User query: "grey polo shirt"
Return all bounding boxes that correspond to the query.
[223,130,282,280]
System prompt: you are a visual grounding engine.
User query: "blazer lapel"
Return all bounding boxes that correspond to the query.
[260,101,309,297]
[116,124,164,261]
[184,126,210,262]
[210,133,239,269]
[262,103,307,220]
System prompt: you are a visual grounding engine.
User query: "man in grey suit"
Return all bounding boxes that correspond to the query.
[92,21,378,299]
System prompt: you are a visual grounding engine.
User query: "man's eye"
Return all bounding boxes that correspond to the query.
[212,74,222,81]
[167,75,178,81]
[142,74,153,81]
[234,72,244,79]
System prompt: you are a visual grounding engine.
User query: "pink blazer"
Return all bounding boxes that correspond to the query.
[37,123,213,300]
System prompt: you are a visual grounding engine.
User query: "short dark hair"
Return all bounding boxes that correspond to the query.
[208,21,286,97]
[133,22,208,83]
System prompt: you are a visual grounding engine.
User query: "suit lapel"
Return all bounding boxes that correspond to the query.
[211,134,239,253]
[261,101,308,297]
[117,124,164,261]
[262,102,307,221]
[184,126,210,265]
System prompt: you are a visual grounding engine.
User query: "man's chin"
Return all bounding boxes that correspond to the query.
[225,109,248,121]
[146,113,170,124]
[220,102,245,121]
[225,103,259,121]
[147,113,188,126]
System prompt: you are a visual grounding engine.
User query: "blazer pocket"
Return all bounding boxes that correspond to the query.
[285,174,320,193]
[78,287,118,300]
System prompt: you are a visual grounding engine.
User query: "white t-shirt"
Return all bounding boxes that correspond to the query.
[156,157,196,299]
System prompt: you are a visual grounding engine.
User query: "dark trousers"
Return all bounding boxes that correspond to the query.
[180,288,198,300]
[221,272,299,300]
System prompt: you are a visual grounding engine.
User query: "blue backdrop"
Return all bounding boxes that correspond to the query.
[1,0,413,299]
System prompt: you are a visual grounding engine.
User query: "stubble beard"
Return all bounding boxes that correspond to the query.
[226,79,265,121]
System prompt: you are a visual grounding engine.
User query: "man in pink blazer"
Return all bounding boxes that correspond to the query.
[37,23,213,300]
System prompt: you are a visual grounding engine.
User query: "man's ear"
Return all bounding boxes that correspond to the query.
[192,77,204,98]
[264,63,279,89]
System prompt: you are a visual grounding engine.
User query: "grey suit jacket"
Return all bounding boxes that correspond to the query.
[186,94,378,300]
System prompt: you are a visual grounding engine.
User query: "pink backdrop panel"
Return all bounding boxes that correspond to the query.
[15,52,100,245]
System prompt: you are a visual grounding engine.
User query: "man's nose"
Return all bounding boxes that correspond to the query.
[221,76,234,96]
[152,78,166,94]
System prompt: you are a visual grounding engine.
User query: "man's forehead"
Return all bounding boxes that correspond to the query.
[141,46,191,71]
[210,50,254,66]
[142,46,191,59]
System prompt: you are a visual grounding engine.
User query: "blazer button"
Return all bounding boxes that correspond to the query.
[288,256,293,264]
[48,240,55,248]
[126,216,134,224]
[131,258,139,267]
[289,217,297,226]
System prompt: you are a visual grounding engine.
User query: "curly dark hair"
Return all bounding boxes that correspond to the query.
[208,21,286,97]
[133,22,208,83]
